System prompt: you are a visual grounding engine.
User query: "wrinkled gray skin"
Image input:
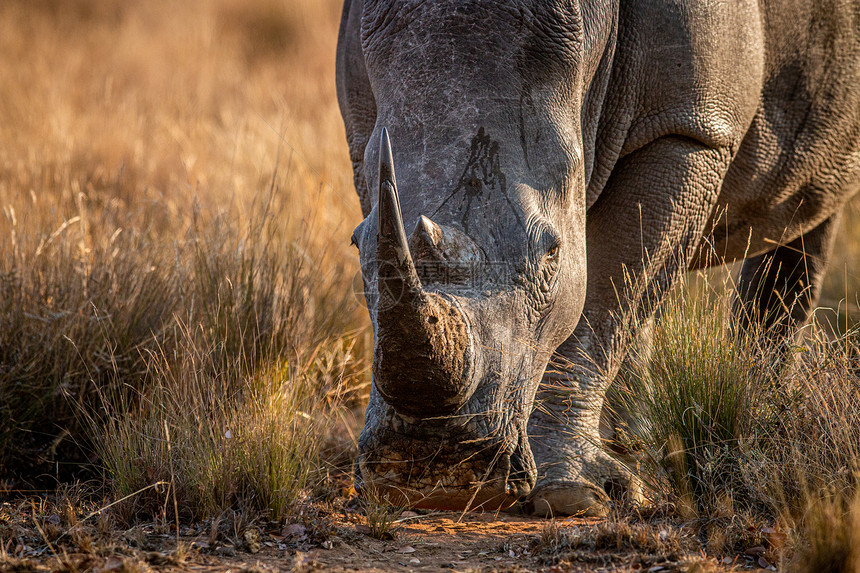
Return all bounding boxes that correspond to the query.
[336,0,860,516]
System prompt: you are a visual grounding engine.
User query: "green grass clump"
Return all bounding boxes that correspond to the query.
[358,486,406,541]
[615,272,860,563]
[623,284,774,515]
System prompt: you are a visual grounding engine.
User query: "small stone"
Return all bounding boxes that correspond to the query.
[397,546,416,554]
[283,523,307,537]
[243,528,261,554]
[409,558,420,564]
[745,545,766,557]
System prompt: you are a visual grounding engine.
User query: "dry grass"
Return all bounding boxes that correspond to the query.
[613,269,860,567]
[532,516,713,571]
[0,0,367,519]
[356,486,407,541]
[785,491,860,573]
[821,200,860,332]
[2,0,860,569]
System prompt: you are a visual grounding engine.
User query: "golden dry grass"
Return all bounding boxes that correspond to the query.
[0,0,357,247]
[0,0,368,507]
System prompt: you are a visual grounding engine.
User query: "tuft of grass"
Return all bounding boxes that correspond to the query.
[0,190,183,474]
[785,491,860,573]
[616,269,860,563]
[101,343,357,524]
[536,519,564,555]
[784,491,860,573]
[83,199,366,524]
[618,279,777,516]
[359,486,406,541]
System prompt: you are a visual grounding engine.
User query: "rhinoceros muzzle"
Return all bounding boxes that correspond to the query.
[372,129,478,418]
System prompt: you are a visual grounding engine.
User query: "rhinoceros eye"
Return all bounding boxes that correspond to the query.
[545,243,559,261]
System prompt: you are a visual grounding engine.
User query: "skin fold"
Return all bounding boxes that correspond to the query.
[336,0,860,516]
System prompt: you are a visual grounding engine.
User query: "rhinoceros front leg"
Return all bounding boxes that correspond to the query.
[527,136,734,517]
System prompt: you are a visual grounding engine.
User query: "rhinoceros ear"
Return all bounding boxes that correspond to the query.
[376,128,421,307]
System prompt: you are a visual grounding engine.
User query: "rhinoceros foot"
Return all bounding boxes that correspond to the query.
[527,481,609,517]
[527,450,643,517]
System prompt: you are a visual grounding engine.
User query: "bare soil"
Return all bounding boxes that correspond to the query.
[2,499,759,573]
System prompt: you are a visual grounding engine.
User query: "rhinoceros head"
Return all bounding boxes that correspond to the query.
[349,0,608,510]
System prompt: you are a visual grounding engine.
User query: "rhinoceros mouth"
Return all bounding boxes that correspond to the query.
[355,417,536,511]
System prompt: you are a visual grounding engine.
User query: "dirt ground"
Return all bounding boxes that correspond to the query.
[2,499,772,573]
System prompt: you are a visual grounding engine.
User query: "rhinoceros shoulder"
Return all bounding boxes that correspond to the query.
[614,0,764,156]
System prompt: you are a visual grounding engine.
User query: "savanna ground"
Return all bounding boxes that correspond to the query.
[1,1,859,571]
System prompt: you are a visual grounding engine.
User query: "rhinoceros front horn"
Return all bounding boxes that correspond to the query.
[374,128,476,417]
